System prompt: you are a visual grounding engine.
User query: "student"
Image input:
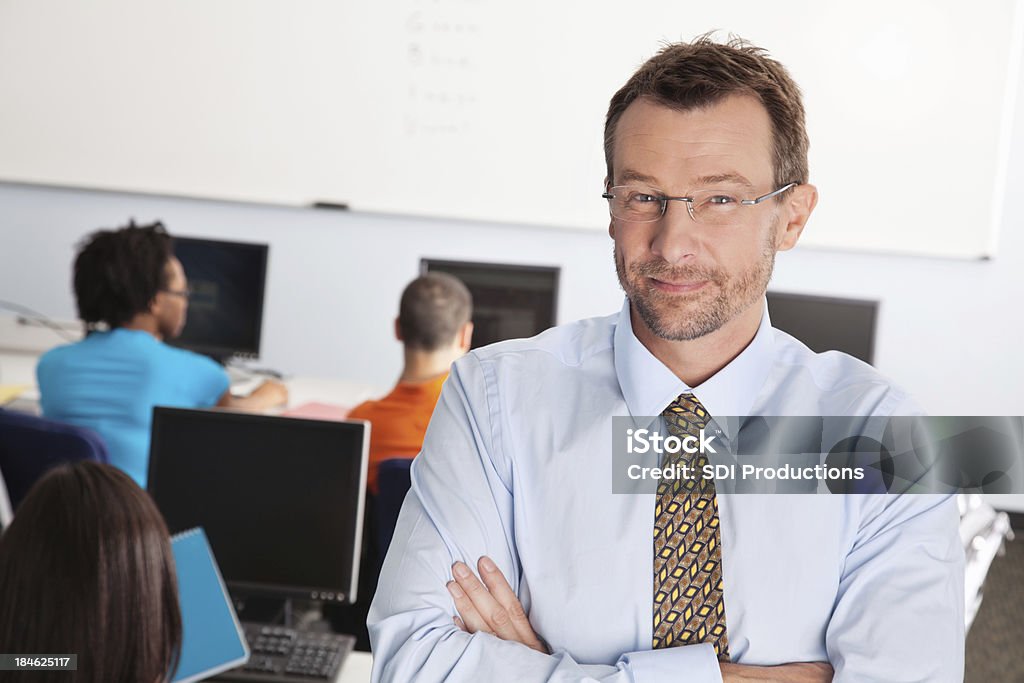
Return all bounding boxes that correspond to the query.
[0,461,182,682]
[36,221,287,486]
[349,273,473,494]
[368,36,964,682]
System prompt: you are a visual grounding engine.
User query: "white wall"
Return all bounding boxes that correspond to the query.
[3,183,1024,511]
[3,51,1024,508]
[3,167,1023,415]
[2,1,1018,260]
[0,186,625,388]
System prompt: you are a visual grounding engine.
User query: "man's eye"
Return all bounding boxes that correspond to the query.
[708,195,738,205]
[627,193,660,204]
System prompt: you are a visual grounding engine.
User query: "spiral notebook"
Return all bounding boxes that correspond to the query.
[171,528,250,682]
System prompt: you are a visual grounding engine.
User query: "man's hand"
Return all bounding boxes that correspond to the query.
[446,556,549,654]
[720,661,833,682]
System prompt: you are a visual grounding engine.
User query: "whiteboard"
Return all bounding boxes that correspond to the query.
[0,0,1020,258]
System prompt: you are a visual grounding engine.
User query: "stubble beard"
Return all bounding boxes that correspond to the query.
[615,230,777,342]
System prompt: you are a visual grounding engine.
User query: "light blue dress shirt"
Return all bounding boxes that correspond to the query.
[37,328,229,487]
[368,300,965,682]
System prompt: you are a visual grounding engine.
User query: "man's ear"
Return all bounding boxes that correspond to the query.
[776,183,818,252]
[394,317,403,342]
[458,321,474,351]
[605,177,616,239]
[148,294,163,316]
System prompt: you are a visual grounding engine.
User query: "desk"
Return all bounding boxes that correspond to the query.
[0,349,385,415]
[0,351,42,413]
[338,651,372,683]
[211,650,371,683]
[282,376,383,413]
[0,351,39,390]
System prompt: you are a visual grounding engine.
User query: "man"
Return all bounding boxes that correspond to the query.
[368,36,964,682]
[349,272,473,495]
[328,273,472,649]
[37,221,287,487]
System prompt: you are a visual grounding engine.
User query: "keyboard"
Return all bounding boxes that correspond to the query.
[218,622,355,681]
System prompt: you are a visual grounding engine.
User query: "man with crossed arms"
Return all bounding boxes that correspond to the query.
[369,35,964,682]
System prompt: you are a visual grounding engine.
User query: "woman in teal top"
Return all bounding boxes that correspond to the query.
[36,221,287,487]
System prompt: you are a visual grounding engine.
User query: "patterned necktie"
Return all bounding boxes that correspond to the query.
[652,393,729,659]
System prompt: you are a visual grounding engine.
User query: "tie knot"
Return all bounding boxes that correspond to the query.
[661,393,710,436]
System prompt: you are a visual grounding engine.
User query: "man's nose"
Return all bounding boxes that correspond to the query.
[649,202,700,265]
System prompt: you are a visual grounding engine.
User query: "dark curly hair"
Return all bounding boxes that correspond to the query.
[73,220,174,329]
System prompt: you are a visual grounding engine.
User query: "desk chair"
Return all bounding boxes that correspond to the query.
[325,457,413,652]
[376,458,413,565]
[0,409,109,510]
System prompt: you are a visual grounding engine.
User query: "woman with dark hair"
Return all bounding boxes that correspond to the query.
[0,461,182,682]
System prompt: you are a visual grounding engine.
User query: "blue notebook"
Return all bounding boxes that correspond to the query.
[171,528,250,682]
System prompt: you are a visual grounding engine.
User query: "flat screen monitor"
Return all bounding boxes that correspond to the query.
[766,291,878,364]
[420,259,559,348]
[147,407,369,604]
[172,237,268,361]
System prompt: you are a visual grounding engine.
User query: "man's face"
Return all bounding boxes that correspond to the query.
[153,256,189,340]
[609,94,800,342]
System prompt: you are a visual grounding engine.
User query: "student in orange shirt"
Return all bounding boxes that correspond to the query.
[350,273,473,494]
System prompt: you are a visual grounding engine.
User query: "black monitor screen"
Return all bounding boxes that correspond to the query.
[147,407,368,603]
[766,291,878,364]
[421,259,559,348]
[172,237,268,360]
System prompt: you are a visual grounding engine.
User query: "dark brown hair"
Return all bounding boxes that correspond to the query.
[604,33,809,191]
[0,462,182,683]
[73,220,175,330]
[398,273,473,351]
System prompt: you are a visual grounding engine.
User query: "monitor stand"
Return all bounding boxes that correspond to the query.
[234,595,299,627]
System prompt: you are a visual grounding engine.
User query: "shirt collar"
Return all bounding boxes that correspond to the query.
[613,297,775,436]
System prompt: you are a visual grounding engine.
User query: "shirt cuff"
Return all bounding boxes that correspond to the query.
[620,643,723,683]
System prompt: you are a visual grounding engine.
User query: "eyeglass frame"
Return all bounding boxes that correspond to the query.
[160,287,192,300]
[601,181,799,224]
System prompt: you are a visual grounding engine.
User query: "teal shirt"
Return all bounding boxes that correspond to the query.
[37,328,229,487]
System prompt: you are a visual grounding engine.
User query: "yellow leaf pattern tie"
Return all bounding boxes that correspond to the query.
[652,393,729,659]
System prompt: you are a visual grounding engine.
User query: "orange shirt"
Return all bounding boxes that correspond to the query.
[348,373,448,495]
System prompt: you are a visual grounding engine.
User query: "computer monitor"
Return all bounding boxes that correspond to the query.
[147,407,368,604]
[172,237,268,362]
[766,291,878,364]
[420,259,559,348]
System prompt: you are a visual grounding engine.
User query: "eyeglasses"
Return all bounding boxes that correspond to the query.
[602,182,798,225]
[160,287,192,300]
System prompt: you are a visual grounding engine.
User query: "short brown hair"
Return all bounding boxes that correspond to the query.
[399,273,473,351]
[0,462,182,683]
[604,33,809,191]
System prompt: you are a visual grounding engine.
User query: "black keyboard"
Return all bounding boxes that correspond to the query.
[217,622,355,681]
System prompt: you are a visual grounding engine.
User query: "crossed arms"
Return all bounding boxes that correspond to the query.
[446,556,834,683]
[367,356,966,682]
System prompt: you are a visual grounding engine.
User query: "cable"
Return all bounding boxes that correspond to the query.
[0,300,79,343]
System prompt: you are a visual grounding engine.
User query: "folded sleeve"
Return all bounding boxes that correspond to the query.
[826,492,965,682]
[368,354,724,683]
